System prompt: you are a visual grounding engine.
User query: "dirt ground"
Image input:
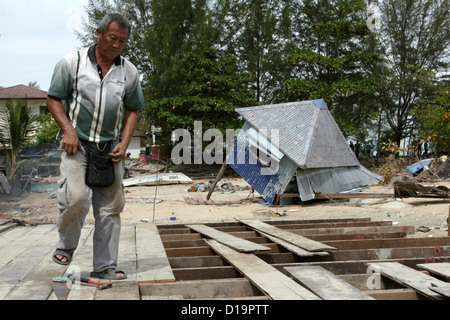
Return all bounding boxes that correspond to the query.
[1,163,449,239]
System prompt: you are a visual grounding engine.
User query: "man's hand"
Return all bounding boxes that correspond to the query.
[109,142,127,163]
[47,95,82,155]
[61,127,82,155]
[110,109,138,164]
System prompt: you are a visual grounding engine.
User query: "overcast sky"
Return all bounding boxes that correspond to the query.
[0,0,89,91]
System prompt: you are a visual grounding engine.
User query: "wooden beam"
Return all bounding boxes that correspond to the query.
[365,289,428,300]
[279,192,393,199]
[257,231,328,257]
[187,224,270,253]
[205,239,321,300]
[291,225,415,237]
[206,163,228,200]
[365,262,449,300]
[323,236,450,251]
[284,266,374,300]
[240,219,337,252]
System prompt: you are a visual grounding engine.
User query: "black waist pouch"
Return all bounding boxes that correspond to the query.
[81,140,115,187]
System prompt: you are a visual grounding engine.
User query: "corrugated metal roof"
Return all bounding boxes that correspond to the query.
[226,100,383,203]
[226,122,297,203]
[296,166,383,201]
[235,100,359,169]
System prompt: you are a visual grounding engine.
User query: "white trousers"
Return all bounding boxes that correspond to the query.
[56,142,125,272]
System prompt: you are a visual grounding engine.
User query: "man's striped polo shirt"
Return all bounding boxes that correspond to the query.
[48,45,145,143]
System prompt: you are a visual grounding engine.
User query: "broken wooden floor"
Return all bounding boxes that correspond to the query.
[1,217,450,300]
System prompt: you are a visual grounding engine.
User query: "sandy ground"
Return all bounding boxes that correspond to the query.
[1,165,449,238]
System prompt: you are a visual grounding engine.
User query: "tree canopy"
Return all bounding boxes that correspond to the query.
[73,0,450,155]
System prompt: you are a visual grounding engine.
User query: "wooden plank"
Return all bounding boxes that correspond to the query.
[49,225,140,300]
[0,222,17,234]
[417,262,450,280]
[64,225,97,300]
[259,231,327,257]
[66,283,96,300]
[94,224,140,300]
[429,285,450,298]
[205,239,320,300]
[186,224,270,253]
[94,280,140,300]
[0,225,34,249]
[284,266,374,300]
[240,220,336,252]
[0,224,55,268]
[365,262,449,300]
[140,278,263,299]
[136,223,175,283]
[6,225,93,300]
[0,225,58,300]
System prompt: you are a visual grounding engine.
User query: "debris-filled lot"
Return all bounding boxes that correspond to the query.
[1,161,449,238]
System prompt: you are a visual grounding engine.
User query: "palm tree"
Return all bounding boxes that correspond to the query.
[0,99,38,182]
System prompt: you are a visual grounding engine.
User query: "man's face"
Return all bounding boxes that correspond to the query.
[96,21,128,61]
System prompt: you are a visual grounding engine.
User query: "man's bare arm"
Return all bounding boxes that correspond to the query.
[109,109,138,163]
[46,95,81,154]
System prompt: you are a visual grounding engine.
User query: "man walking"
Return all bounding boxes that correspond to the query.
[47,13,145,280]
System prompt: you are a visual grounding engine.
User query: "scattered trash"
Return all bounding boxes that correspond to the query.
[123,172,192,187]
[417,226,431,233]
[141,197,163,204]
[184,196,253,206]
[252,208,287,217]
[186,181,250,193]
[393,179,449,199]
[407,156,448,179]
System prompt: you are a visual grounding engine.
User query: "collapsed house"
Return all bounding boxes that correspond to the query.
[225,99,382,203]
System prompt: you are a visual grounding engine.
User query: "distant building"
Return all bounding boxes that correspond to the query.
[128,130,146,159]
[0,84,48,115]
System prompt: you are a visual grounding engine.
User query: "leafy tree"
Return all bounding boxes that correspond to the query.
[279,0,381,138]
[235,0,279,102]
[0,99,38,181]
[217,0,298,102]
[414,71,450,156]
[376,0,450,145]
[144,0,216,98]
[33,113,60,146]
[144,48,255,140]
[27,81,40,89]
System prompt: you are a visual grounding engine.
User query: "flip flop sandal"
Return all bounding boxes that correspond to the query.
[90,268,127,280]
[52,249,74,265]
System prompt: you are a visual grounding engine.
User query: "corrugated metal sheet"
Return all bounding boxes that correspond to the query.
[296,166,383,201]
[235,100,359,169]
[226,99,383,203]
[226,122,297,203]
